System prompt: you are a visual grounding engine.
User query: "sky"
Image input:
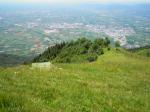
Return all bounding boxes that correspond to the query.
[0,0,150,4]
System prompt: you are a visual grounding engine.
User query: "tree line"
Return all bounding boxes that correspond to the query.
[33,37,111,63]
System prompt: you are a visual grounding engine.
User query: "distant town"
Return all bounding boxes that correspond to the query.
[6,22,136,53]
[0,5,150,56]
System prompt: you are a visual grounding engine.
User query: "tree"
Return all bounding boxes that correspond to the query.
[87,54,97,62]
[104,37,110,47]
[94,38,105,47]
[89,43,99,53]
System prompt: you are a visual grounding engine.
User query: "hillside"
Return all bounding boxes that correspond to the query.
[128,46,150,57]
[0,54,30,67]
[33,38,110,63]
[0,49,150,112]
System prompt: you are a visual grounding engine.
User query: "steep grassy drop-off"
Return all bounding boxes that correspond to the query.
[0,49,150,112]
[0,54,31,67]
[128,46,150,57]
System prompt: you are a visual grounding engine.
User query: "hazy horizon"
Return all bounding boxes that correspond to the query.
[0,0,150,4]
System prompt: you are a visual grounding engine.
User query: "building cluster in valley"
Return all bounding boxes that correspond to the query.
[1,21,136,55]
[42,22,135,46]
[11,22,135,47]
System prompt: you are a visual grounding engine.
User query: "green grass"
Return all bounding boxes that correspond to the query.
[134,48,150,57]
[0,49,150,112]
[128,47,150,57]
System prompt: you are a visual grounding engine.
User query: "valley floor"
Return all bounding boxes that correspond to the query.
[0,50,150,112]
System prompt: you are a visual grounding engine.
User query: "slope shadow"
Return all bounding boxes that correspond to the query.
[0,53,33,67]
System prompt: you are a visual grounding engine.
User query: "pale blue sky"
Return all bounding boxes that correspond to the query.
[0,0,150,4]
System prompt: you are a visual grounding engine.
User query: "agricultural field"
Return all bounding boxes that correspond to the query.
[0,4,150,57]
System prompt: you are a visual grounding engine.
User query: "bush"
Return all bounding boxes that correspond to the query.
[80,49,88,54]
[87,55,97,62]
[104,37,110,47]
[100,49,104,55]
[146,52,150,57]
[89,43,99,53]
[107,47,111,51]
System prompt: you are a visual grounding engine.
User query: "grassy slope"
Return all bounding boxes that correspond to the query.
[128,47,150,57]
[134,48,150,57]
[0,50,150,112]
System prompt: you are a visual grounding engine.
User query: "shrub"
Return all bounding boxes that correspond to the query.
[94,38,105,47]
[100,49,104,55]
[107,47,111,51]
[87,54,97,62]
[89,43,99,53]
[104,37,111,47]
[147,52,150,57]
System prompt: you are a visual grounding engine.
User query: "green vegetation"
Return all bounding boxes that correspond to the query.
[1,5,150,57]
[128,46,150,57]
[0,49,150,112]
[33,38,110,63]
